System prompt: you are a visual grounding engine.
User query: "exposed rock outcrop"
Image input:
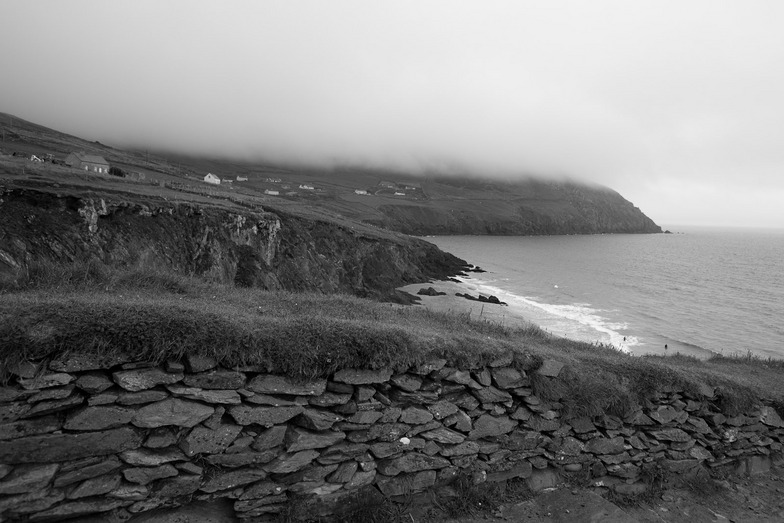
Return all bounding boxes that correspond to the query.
[0,188,467,300]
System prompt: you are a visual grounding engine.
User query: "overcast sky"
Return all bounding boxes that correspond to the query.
[2,1,783,228]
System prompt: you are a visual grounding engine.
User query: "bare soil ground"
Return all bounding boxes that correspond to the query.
[438,465,784,523]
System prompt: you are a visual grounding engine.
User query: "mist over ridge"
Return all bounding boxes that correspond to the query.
[2,1,784,227]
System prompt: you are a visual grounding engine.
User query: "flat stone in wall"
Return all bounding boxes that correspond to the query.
[0,427,144,464]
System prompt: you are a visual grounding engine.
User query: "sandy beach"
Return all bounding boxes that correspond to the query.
[398,279,534,331]
[400,279,714,359]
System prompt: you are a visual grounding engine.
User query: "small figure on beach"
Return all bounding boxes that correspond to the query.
[664,344,668,352]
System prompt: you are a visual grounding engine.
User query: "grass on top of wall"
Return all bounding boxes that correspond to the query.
[1,260,783,418]
[0,260,547,380]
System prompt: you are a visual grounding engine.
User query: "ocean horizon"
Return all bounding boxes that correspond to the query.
[425,226,784,360]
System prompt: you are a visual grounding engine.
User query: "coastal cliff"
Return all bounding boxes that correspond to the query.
[367,179,662,236]
[0,188,467,300]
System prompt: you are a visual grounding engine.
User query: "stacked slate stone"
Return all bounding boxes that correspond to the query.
[1,352,783,522]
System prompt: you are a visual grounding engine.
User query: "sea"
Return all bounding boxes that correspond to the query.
[425,227,784,360]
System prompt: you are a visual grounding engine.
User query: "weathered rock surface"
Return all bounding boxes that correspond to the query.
[229,405,304,427]
[492,367,528,389]
[201,469,269,493]
[205,450,278,468]
[377,453,450,476]
[22,394,84,418]
[0,415,61,441]
[155,474,202,497]
[248,375,326,396]
[180,424,243,456]
[286,426,346,452]
[0,427,143,463]
[113,368,183,392]
[132,398,214,428]
[469,414,516,439]
[184,355,218,373]
[17,373,75,390]
[166,385,242,405]
[123,464,179,485]
[252,425,288,451]
[53,456,122,488]
[64,405,135,431]
[183,370,246,390]
[585,437,626,455]
[117,390,169,405]
[0,490,65,516]
[0,463,58,495]
[296,408,344,430]
[400,407,435,424]
[119,448,187,466]
[26,499,126,521]
[264,450,320,474]
[66,472,121,499]
[421,427,466,444]
[144,427,180,448]
[333,369,393,385]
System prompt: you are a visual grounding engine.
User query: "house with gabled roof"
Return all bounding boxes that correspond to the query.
[203,173,221,185]
[65,152,110,173]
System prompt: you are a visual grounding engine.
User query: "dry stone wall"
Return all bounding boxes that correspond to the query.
[1,353,783,521]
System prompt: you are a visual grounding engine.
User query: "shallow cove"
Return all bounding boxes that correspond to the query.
[414,227,784,360]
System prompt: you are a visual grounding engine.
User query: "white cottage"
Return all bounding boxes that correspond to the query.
[203,173,221,185]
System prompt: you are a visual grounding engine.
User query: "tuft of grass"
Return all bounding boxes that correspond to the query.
[709,351,784,370]
[681,468,727,498]
[605,463,667,508]
[278,488,412,523]
[430,475,534,519]
[4,258,192,295]
[531,368,637,420]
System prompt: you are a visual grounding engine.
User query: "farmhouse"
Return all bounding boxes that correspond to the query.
[236,176,248,182]
[264,189,279,196]
[378,180,397,189]
[65,153,110,173]
[299,184,315,190]
[203,173,221,185]
[354,189,368,195]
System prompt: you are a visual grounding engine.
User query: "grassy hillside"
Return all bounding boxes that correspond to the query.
[0,112,660,236]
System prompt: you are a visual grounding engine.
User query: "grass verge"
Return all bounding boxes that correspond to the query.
[1,262,782,419]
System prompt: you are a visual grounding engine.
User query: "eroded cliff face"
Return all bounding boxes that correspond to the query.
[0,189,467,299]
